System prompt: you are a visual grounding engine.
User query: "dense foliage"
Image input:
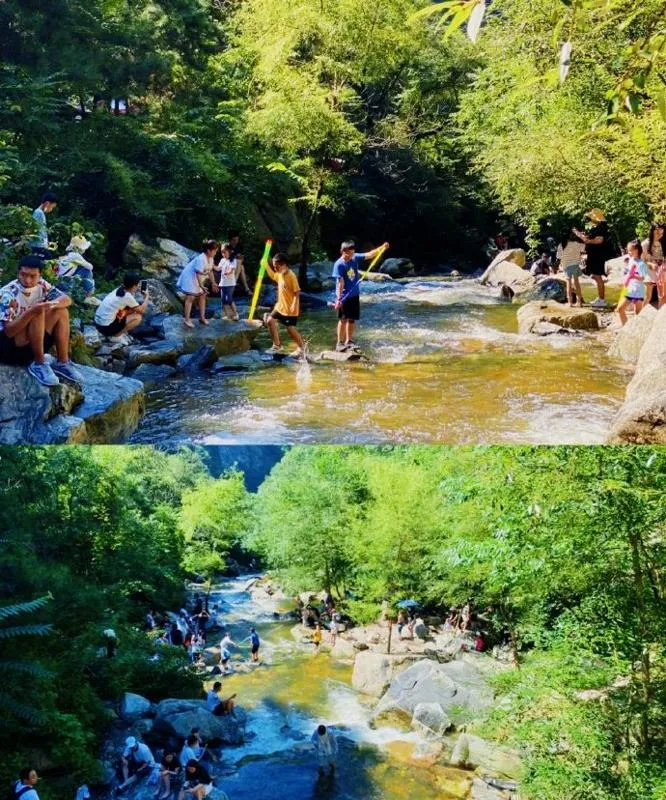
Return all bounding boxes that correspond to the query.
[251,445,666,800]
[3,444,666,800]
[0,446,247,799]
[0,0,495,280]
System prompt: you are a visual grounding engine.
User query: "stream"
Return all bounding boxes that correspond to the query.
[130,279,627,445]
[206,576,469,800]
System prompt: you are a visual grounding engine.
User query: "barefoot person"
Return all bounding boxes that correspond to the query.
[94,273,149,343]
[215,243,240,321]
[333,240,389,352]
[177,241,219,328]
[0,255,83,386]
[178,761,212,800]
[617,240,648,326]
[154,752,180,800]
[574,209,609,308]
[556,232,584,307]
[263,253,305,357]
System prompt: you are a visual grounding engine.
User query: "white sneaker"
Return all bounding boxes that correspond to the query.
[590,298,608,308]
[265,344,283,354]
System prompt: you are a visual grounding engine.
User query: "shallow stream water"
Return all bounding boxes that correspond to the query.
[131,280,628,445]
[206,577,469,800]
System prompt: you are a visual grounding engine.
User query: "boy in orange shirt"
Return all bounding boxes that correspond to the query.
[263,253,305,357]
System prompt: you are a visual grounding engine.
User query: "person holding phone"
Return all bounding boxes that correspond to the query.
[94,272,149,343]
[0,255,83,386]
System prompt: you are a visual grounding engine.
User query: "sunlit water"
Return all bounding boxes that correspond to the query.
[204,577,468,799]
[131,279,628,445]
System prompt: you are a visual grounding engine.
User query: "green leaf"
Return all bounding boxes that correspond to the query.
[656,90,666,122]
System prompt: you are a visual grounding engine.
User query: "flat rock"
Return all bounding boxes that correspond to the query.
[162,316,263,357]
[517,301,599,335]
[607,304,657,364]
[0,364,143,444]
[609,304,666,442]
[314,350,363,362]
[449,734,523,780]
[211,351,267,373]
[127,339,184,367]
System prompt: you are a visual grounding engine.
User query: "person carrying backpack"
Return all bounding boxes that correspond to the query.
[13,769,40,800]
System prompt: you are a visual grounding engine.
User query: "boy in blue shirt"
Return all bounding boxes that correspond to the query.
[333,240,389,352]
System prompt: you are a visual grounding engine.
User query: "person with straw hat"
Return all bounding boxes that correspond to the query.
[573,209,610,307]
[56,235,97,303]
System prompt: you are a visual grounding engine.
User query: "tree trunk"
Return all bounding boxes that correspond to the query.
[387,619,393,655]
[628,528,652,751]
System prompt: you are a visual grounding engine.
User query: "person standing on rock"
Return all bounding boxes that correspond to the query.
[311,725,338,777]
[617,240,648,326]
[332,240,389,352]
[94,273,149,344]
[177,241,219,328]
[574,209,610,308]
[641,222,665,307]
[219,630,237,670]
[312,623,322,651]
[214,243,241,322]
[328,616,338,648]
[556,232,584,307]
[119,737,155,792]
[263,253,306,357]
[0,255,84,386]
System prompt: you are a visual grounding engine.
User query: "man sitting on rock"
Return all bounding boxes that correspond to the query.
[118,736,155,793]
[0,255,83,386]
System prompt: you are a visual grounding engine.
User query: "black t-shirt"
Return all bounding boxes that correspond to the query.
[585,222,609,268]
[161,754,180,772]
[185,765,211,787]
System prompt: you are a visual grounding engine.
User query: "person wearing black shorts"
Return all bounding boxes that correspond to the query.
[263,253,306,356]
[574,209,610,307]
[332,240,389,352]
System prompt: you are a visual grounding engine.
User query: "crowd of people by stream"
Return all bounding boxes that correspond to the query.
[10,580,501,800]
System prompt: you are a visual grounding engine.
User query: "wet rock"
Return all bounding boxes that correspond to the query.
[131,363,176,386]
[517,277,567,304]
[479,261,534,296]
[211,351,266,373]
[118,692,151,721]
[412,702,451,737]
[123,235,198,280]
[128,340,184,367]
[177,345,218,373]
[449,734,523,780]
[375,659,493,725]
[517,301,599,335]
[153,699,246,744]
[529,321,584,337]
[607,304,657,364]
[609,305,666,442]
[0,364,143,444]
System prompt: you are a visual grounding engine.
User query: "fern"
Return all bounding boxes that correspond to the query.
[0,660,53,678]
[0,594,52,621]
[0,623,53,638]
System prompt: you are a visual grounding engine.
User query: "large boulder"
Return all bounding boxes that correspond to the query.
[483,248,527,273]
[123,236,198,280]
[153,699,246,745]
[609,305,666,442]
[605,255,627,287]
[307,261,336,291]
[479,258,534,297]
[517,301,599,335]
[449,734,523,780]
[131,363,176,386]
[144,279,182,316]
[607,304,657,364]
[0,364,144,444]
[375,659,493,725]
[118,692,151,722]
[351,651,396,697]
[380,258,415,278]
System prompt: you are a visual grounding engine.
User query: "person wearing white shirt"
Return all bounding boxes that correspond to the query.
[215,243,240,321]
[179,735,200,768]
[176,241,219,328]
[120,737,155,790]
[94,273,148,342]
[206,682,222,712]
[311,725,338,776]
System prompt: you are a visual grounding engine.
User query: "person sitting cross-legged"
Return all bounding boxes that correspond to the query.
[0,255,83,386]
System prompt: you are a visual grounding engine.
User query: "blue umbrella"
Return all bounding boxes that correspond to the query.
[396,599,420,609]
